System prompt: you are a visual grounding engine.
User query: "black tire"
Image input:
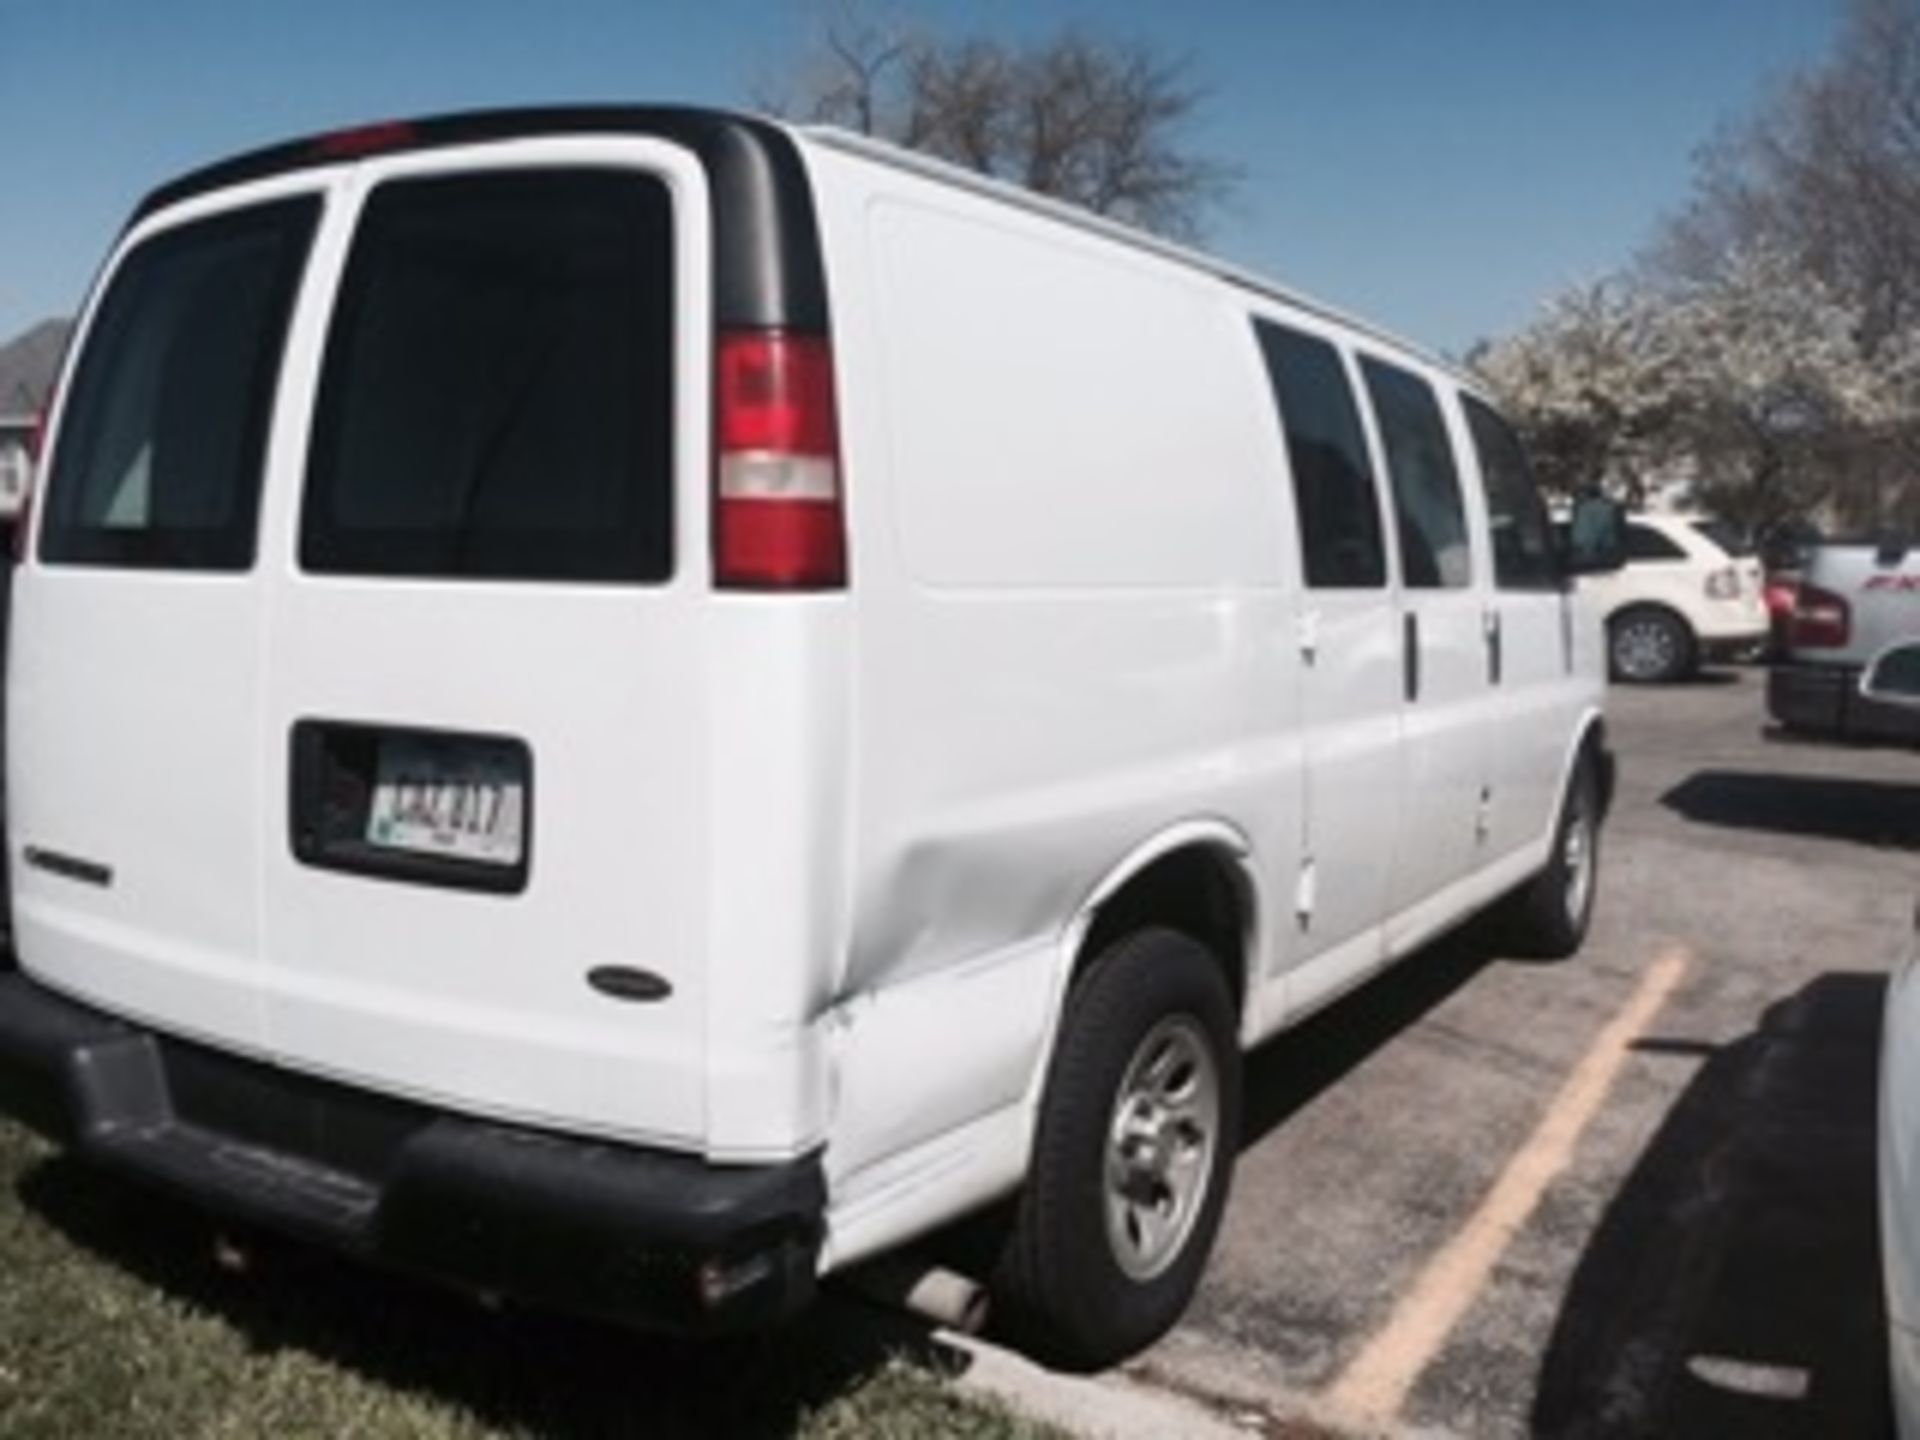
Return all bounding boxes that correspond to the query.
[1504,756,1601,959]
[1608,606,1696,683]
[990,927,1240,1371]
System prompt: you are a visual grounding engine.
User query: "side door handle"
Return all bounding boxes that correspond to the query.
[1403,610,1420,702]
[1485,607,1503,685]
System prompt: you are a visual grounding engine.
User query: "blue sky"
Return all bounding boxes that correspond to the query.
[1,0,1841,355]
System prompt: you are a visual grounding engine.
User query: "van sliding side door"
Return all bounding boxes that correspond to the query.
[1252,321,1400,980]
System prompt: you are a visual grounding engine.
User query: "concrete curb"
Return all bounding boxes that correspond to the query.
[943,1331,1274,1439]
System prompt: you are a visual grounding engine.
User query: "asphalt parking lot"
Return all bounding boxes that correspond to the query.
[1128,667,1916,1438]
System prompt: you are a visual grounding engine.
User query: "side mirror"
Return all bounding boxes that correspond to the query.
[1861,641,1920,709]
[1563,495,1627,576]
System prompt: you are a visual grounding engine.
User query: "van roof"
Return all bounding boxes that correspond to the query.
[132,104,1465,388]
[798,124,1462,384]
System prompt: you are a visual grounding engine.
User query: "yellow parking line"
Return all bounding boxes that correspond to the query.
[1323,946,1691,1429]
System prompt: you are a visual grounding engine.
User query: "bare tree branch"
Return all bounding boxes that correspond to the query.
[768,12,1238,240]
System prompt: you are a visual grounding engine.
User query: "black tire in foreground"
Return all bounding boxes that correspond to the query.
[990,926,1241,1371]
[1608,605,1696,684]
[1503,755,1602,959]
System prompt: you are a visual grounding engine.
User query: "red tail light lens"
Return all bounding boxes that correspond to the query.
[713,330,846,590]
[1789,582,1851,648]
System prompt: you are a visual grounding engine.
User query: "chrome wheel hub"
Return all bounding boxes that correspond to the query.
[1104,1016,1220,1281]
[1563,788,1594,925]
[1615,621,1675,680]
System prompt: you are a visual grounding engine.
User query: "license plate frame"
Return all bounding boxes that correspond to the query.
[290,720,533,894]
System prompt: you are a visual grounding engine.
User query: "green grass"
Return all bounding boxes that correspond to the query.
[0,1121,1063,1439]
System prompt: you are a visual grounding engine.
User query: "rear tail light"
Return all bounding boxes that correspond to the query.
[1704,565,1740,600]
[1789,582,1851,648]
[713,330,846,590]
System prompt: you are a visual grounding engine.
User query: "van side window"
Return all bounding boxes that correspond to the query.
[302,170,674,583]
[1360,358,1471,589]
[1253,321,1386,588]
[1462,396,1558,591]
[39,197,320,569]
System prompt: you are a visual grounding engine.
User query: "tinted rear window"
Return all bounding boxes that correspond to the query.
[1626,522,1687,562]
[302,170,674,583]
[40,197,319,569]
[1692,519,1754,557]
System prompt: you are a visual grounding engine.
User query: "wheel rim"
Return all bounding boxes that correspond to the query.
[1103,1015,1220,1282]
[1614,618,1676,680]
[1562,784,1595,928]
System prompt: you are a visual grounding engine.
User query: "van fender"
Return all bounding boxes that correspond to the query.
[817,817,1261,1265]
[1022,817,1262,1119]
[1552,707,1613,840]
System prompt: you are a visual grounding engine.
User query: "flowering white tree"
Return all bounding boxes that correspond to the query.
[1475,251,1919,534]
[1642,0,1920,533]
[1659,246,1917,534]
[1468,279,1684,503]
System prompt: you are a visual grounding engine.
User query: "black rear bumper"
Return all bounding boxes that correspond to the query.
[1768,662,1920,745]
[0,972,823,1333]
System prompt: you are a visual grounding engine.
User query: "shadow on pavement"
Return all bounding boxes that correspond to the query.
[1662,771,1920,850]
[1532,972,1891,1439]
[14,1149,953,1439]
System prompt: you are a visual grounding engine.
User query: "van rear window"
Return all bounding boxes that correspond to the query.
[39,197,320,570]
[302,170,674,583]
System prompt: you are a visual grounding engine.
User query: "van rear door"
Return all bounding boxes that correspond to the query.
[10,187,322,1052]
[260,144,714,1146]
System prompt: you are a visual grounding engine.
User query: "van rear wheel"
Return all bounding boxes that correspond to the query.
[990,927,1240,1371]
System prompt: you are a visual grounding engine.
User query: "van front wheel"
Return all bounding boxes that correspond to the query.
[991,927,1240,1371]
[1503,755,1601,959]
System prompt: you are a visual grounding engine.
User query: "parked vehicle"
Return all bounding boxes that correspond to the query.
[1754,525,1812,657]
[1871,641,1920,1438]
[0,419,33,522]
[0,107,1619,1368]
[1769,537,1920,744]
[1557,511,1768,683]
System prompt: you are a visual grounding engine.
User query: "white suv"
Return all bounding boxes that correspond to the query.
[1569,513,1767,682]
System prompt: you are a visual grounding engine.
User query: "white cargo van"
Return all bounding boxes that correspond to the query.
[0,108,1617,1368]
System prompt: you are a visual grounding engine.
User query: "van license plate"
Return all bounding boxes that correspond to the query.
[366,737,526,867]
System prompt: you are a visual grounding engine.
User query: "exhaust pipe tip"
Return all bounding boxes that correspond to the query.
[841,1256,990,1334]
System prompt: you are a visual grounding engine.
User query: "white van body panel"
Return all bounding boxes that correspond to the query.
[802,148,1305,1229]
[9,169,344,1060]
[8,114,1608,1299]
[264,140,731,1149]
